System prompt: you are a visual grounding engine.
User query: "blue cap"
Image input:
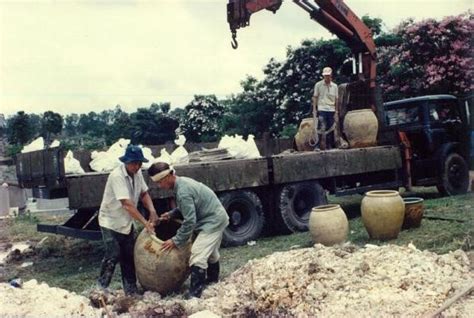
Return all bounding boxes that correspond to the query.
[119,145,149,163]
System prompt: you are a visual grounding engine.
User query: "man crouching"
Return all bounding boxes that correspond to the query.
[148,162,229,298]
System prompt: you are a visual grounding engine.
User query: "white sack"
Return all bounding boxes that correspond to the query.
[171,135,189,164]
[50,140,61,148]
[89,138,130,172]
[141,146,155,169]
[21,137,44,153]
[64,150,85,174]
[218,134,261,159]
[154,148,173,165]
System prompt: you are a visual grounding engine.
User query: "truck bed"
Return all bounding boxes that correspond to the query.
[65,145,401,209]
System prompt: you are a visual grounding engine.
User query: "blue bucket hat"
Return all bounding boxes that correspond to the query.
[119,144,149,163]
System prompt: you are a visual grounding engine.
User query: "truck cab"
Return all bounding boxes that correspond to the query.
[383,95,470,195]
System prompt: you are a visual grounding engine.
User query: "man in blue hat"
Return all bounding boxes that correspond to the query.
[97,144,158,296]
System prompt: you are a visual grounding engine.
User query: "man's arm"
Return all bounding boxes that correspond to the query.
[312,96,318,114]
[140,191,158,225]
[120,199,155,234]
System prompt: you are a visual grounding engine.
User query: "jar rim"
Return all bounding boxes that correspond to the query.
[347,109,373,113]
[312,204,340,212]
[365,190,399,197]
[403,197,424,204]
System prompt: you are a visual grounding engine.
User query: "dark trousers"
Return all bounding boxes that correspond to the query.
[317,111,336,149]
[97,226,137,293]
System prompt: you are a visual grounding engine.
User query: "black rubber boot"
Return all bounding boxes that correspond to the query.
[97,259,116,289]
[123,281,139,296]
[188,266,206,298]
[206,261,220,284]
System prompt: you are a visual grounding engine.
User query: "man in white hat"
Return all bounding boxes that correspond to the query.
[312,66,339,149]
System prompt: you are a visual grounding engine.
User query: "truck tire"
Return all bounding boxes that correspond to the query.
[279,181,327,232]
[437,152,469,196]
[219,190,265,247]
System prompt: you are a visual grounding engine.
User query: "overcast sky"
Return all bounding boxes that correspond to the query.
[0,0,471,117]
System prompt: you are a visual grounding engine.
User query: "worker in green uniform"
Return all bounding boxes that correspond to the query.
[148,161,229,298]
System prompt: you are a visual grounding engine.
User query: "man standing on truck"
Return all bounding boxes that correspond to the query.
[148,161,229,298]
[312,66,339,150]
[97,144,158,296]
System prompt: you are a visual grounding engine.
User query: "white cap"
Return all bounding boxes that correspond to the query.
[322,67,332,76]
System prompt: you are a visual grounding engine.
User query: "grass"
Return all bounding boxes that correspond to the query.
[2,188,473,294]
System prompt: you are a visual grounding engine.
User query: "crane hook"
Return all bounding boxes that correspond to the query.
[231,31,238,49]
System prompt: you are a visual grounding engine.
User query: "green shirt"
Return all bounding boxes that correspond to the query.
[172,176,229,247]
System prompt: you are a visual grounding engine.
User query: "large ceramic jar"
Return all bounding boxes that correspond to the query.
[294,117,317,151]
[134,227,191,295]
[343,109,378,148]
[309,204,349,246]
[361,190,404,240]
[402,197,424,229]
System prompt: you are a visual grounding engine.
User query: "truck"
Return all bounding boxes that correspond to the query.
[15,1,471,246]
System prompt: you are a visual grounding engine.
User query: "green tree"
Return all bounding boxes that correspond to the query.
[64,114,79,137]
[41,111,63,145]
[181,95,225,142]
[129,106,179,145]
[6,111,35,145]
[221,76,275,137]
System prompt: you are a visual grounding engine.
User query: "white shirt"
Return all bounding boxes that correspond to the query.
[98,164,148,234]
[313,80,338,112]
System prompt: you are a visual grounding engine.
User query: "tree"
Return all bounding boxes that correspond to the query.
[221,76,275,137]
[64,113,79,137]
[379,13,473,101]
[180,95,225,142]
[41,111,63,144]
[6,111,35,145]
[129,106,179,145]
[232,38,351,136]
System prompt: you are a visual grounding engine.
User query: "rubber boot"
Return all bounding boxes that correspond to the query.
[97,259,116,289]
[206,261,220,284]
[188,266,206,298]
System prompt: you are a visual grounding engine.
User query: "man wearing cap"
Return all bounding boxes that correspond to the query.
[97,144,158,296]
[148,161,229,298]
[312,66,339,150]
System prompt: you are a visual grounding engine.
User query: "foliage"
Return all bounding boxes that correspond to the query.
[221,76,275,138]
[41,111,63,144]
[379,13,473,101]
[180,95,225,142]
[129,106,179,145]
[236,39,351,136]
[4,14,472,144]
[6,111,36,145]
[5,144,23,157]
[61,135,107,151]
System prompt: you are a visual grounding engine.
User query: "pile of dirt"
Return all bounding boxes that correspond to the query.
[0,279,100,317]
[1,243,472,317]
[124,243,473,317]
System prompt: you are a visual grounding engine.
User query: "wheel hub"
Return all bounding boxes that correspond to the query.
[231,210,242,226]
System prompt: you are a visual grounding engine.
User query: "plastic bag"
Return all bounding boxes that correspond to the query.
[154,148,173,165]
[245,134,261,158]
[218,134,260,159]
[89,138,130,172]
[170,135,189,164]
[21,137,44,153]
[64,150,85,174]
[50,140,61,148]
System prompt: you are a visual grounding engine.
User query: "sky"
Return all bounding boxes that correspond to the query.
[0,0,471,117]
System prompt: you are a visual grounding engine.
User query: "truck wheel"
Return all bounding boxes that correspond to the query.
[437,153,469,196]
[219,190,265,247]
[279,181,327,232]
